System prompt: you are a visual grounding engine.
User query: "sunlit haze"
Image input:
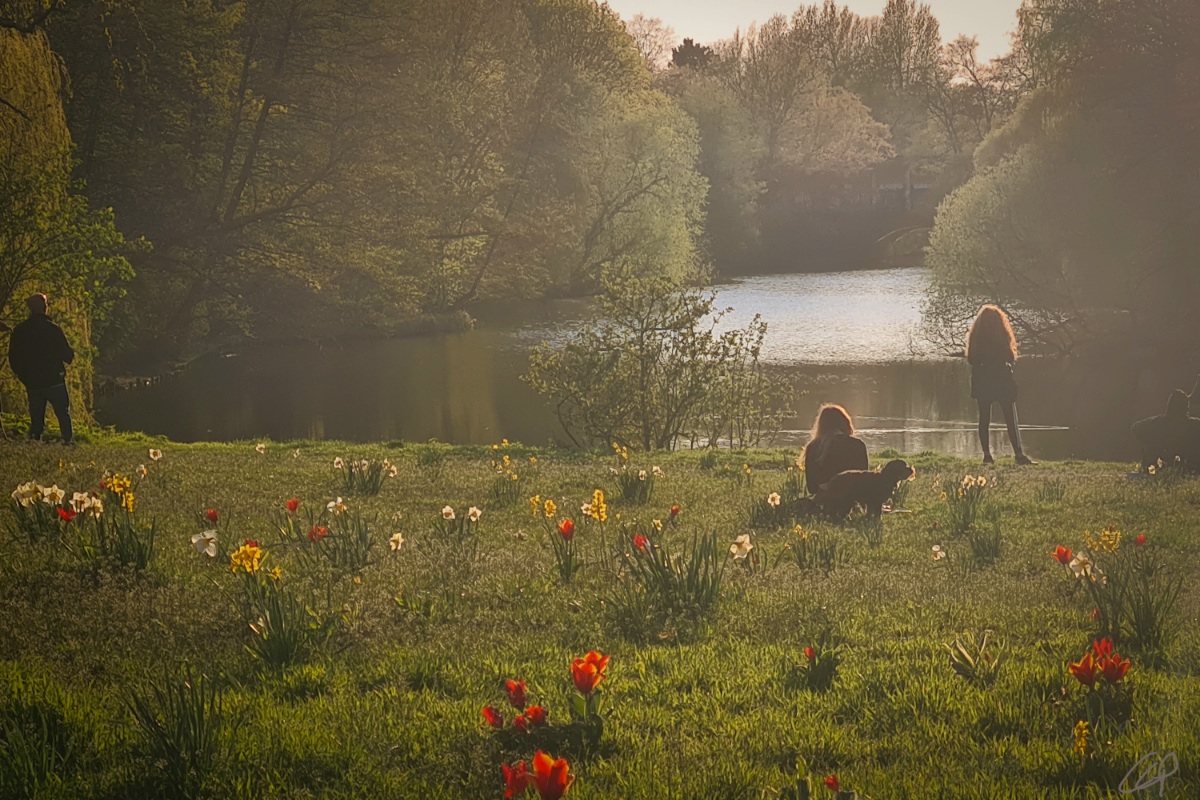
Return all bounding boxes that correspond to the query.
[605,0,1023,60]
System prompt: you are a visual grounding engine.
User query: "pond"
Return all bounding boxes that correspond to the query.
[95,268,1181,462]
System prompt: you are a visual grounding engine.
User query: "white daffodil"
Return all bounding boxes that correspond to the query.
[191,530,219,557]
[468,506,482,522]
[149,448,163,461]
[41,484,66,505]
[292,448,300,459]
[580,502,592,517]
[1069,552,1094,580]
[359,459,370,471]
[389,532,404,551]
[932,545,946,561]
[255,442,266,454]
[384,460,397,477]
[638,470,647,481]
[333,457,345,470]
[12,481,39,507]
[608,467,620,476]
[89,496,104,516]
[767,492,781,508]
[327,497,347,515]
[441,505,455,520]
[652,466,664,478]
[730,533,754,559]
[136,464,148,479]
[71,491,92,513]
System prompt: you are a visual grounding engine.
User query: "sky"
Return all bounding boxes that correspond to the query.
[604,0,1024,61]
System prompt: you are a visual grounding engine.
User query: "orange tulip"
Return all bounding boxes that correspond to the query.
[571,651,609,695]
[502,760,531,798]
[558,518,575,540]
[824,774,840,791]
[526,704,548,727]
[506,679,527,710]
[1100,653,1130,684]
[481,706,503,728]
[531,750,573,800]
[1068,652,1097,688]
[1051,545,1072,565]
[1091,637,1113,659]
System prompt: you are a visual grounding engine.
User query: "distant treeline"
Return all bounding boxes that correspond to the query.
[1,0,1196,389]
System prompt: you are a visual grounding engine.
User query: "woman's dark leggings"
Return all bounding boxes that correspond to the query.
[977,399,1023,457]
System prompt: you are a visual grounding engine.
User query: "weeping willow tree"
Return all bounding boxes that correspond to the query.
[0,24,132,424]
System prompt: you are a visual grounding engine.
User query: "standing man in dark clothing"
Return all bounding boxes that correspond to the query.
[7,293,75,444]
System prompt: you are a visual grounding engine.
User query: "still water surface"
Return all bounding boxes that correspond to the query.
[96,268,1173,461]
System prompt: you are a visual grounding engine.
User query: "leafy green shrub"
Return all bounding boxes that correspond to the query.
[525,275,788,450]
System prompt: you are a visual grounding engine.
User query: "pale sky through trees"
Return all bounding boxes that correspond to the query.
[605,0,1024,61]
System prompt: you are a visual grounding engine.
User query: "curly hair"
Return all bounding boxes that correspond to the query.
[965,304,1017,365]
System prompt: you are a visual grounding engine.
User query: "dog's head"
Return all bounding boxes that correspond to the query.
[880,459,915,484]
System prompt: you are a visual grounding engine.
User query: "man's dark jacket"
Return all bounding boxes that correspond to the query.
[8,314,74,390]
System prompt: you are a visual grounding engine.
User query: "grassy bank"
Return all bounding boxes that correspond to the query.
[1,438,1198,799]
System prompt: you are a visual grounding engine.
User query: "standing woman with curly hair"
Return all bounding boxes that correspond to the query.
[966,305,1035,465]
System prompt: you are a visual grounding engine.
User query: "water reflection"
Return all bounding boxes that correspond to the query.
[94,269,1186,462]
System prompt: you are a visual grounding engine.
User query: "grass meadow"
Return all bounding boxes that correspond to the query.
[1,434,1198,799]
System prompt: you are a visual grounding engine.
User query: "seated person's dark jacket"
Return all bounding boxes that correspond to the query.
[803,433,869,494]
[1131,413,1200,472]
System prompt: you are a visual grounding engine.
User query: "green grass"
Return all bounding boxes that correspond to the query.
[1,438,1198,799]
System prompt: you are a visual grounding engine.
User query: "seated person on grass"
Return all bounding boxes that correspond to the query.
[799,404,868,494]
[1131,381,1200,472]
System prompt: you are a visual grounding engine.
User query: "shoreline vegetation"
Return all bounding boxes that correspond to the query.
[2,436,1197,798]
[93,310,477,389]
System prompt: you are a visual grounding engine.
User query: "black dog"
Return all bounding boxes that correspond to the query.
[813,459,915,519]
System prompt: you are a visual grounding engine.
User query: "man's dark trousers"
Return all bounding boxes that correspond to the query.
[28,382,72,444]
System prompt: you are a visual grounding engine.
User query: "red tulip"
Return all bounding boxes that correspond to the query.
[1069,652,1097,688]
[244,539,259,548]
[1092,637,1113,659]
[531,751,573,800]
[513,714,529,733]
[205,508,219,523]
[571,650,609,695]
[526,704,548,727]
[286,497,300,514]
[1135,534,1146,546]
[670,504,681,517]
[824,774,840,792]
[481,705,503,729]
[308,525,328,542]
[558,518,575,540]
[804,646,816,661]
[633,534,648,551]
[57,507,75,522]
[506,679,527,710]
[502,760,531,799]
[1051,545,1072,565]
[1100,653,1130,684]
